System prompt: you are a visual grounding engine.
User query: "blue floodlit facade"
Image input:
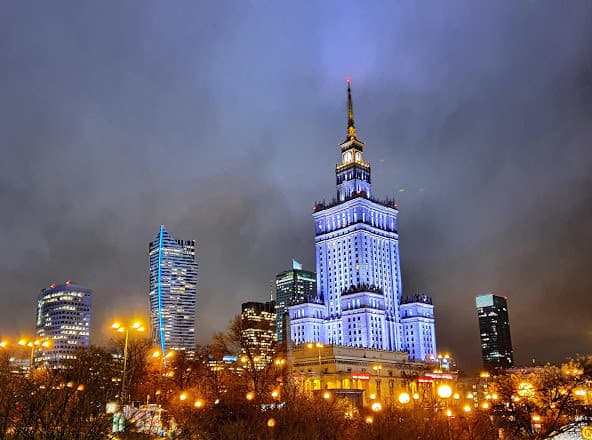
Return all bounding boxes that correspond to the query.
[35,281,92,368]
[289,83,436,359]
[400,294,436,361]
[149,226,198,357]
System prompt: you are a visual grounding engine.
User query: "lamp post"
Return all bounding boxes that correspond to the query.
[307,342,324,390]
[18,338,51,373]
[398,391,411,405]
[437,383,453,413]
[111,321,144,402]
[372,364,383,399]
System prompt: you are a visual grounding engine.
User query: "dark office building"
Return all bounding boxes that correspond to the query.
[275,260,316,344]
[476,293,514,371]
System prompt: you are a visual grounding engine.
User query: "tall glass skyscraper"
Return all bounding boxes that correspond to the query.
[476,293,514,371]
[35,281,92,368]
[275,260,316,344]
[288,82,434,354]
[149,225,198,357]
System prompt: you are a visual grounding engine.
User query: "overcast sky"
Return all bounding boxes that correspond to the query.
[1,1,591,371]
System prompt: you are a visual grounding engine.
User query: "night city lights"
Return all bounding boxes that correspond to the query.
[0,2,591,439]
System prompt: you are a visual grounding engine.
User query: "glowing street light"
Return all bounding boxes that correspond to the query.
[372,364,383,398]
[437,384,453,399]
[111,321,144,402]
[194,399,204,408]
[307,342,324,389]
[246,391,255,401]
[371,402,383,412]
[398,392,411,404]
[18,338,51,372]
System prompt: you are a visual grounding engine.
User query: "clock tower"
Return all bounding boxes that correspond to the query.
[336,80,372,201]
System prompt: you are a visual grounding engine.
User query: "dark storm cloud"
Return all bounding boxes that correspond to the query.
[0,1,591,371]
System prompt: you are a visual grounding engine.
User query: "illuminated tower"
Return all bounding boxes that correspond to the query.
[149,225,198,357]
[36,280,92,368]
[476,293,513,371]
[289,81,406,351]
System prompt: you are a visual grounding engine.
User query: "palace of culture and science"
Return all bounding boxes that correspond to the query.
[289,82,436,362]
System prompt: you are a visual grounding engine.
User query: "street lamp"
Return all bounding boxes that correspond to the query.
[18,338,51,372]
[371,401,383,412]
[437,384,453,413]
[372,364,383,399]
[437,384,453,399]
[111,321,144,402]
[307,342,324,390]
[398,392,411,404]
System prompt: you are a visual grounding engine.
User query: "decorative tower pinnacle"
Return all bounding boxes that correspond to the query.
[347,79,357,140]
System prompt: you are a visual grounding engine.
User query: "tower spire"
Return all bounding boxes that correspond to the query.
[347,79,357,140]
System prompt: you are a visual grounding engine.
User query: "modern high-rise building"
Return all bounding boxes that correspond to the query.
[149,225,198,357]
[275,260,316,344]
[476,293,514,371]
[400,294,436,361]
[35,280,92,368]
[240,301,276,369]
[288,81,436,353]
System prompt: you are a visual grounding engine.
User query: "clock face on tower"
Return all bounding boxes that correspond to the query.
[344,151,352,163]
[355,152,362,162]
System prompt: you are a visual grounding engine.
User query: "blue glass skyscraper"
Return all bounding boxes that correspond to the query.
[289,82,436,357]
[149,226,198,357]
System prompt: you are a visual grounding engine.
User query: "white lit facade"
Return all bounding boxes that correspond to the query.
[400,294,436,361]
[289,82,437,359]
[35,281,92,367]
[149,225,198,357]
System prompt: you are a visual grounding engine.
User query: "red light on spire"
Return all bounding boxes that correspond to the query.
[345,76,351,84]
[66,279,72,285]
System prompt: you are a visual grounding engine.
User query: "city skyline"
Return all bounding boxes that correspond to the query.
[1,2,591,372]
